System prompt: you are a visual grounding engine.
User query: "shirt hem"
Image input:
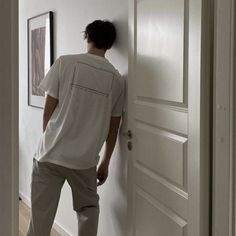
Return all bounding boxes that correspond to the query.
[36,157,97,170]
[38,84,58,99]
[45,91,59,99]
[111,113,122,117]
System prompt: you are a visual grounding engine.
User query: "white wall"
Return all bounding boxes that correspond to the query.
[19,1,128,235]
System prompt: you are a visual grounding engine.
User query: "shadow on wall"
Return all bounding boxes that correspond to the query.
[112,74,128,236]
[113,18,128,58]
[97,14,128,236]
[110,15,129,236]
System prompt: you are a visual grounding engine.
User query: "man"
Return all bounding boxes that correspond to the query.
[27,20,125,236]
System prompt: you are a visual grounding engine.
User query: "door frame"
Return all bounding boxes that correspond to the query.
[8,0,236,235]
[212,0,236,235]
[0,0,19,235]
[11,0,19,235]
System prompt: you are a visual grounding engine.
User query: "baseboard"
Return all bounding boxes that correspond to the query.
[19,191,72,236]
[52,223,72,236]
[19,191,31,206]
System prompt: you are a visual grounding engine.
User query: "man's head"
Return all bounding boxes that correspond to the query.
[84,20,116,51]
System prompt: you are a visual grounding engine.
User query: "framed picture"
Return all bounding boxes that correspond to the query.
[28,11,54,108]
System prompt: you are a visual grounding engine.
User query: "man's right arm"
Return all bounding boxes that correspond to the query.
[97,116,121,186]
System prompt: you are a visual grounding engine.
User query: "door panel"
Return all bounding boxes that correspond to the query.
[135,190,187,236]
[135,124,187,187]
[134,167,188,219]
[136,0,186,103]
[134,102,188,135]
[128,0,210,235]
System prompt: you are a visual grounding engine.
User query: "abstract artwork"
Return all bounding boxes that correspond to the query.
[28,12,53,108]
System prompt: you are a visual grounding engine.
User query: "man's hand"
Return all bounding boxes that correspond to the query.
[97,161,109,186]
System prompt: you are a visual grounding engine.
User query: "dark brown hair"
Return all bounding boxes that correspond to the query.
[84,20,116,50]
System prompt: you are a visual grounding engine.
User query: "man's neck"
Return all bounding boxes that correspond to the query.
[87,47,106,57]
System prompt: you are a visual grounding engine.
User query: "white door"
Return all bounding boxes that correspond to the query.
[127,0,211,235]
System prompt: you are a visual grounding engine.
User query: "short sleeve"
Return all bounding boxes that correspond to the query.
[38,58,61,99]
[111,79,125,117]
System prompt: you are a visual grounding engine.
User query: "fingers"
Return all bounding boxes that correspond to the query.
[96,164,109,186]
[97,179,105,186]
[97,175,107,186]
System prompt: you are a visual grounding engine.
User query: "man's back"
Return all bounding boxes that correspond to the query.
[28,20,123,236]
[35,53,124,169]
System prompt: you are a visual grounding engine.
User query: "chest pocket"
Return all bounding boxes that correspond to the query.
[71,62,113,96]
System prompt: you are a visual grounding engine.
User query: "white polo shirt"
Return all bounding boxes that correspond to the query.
[34,53,125,169]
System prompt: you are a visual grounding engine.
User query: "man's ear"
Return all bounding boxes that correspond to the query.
[87,35,91,43]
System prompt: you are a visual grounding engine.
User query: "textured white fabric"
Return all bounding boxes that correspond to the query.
[34,53,125,169]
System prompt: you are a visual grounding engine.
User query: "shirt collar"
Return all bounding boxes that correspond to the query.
[85,53,108,62]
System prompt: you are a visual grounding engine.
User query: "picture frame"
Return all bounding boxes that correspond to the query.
[28,11,54,108]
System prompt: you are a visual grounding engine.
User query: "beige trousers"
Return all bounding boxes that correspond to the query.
[27,159,99,236]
